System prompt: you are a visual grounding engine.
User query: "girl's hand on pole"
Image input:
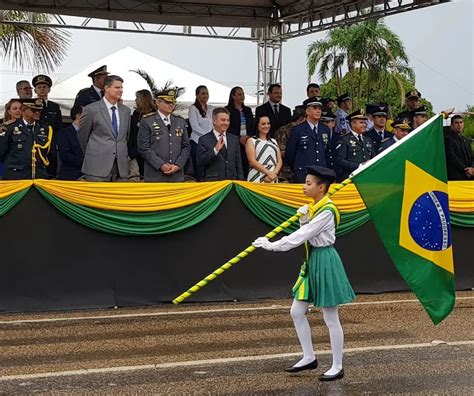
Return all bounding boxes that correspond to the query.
[252,237,273,250]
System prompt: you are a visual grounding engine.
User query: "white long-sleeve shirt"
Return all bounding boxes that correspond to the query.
[268,210,335,252]
[188,104,214,144]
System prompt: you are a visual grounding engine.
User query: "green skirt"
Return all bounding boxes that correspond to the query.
[292,245,356,307]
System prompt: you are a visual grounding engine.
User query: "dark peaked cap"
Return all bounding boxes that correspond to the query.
[306,166,336,183]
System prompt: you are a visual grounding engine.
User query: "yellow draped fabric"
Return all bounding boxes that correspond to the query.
[447,181,474,213]
[0,179,471,213]
[235,180,473,213]
[235,181,367,212]
[0,180,33,199]
[33,179,232,212]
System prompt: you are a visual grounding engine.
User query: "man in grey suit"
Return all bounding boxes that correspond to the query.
[138,89,190,182]
[197,107,244,181]
[78,75,131,181]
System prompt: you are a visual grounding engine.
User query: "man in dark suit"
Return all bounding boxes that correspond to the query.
[255,83,291,138]
[78,75,131,181]
[444,115,473,180]
[57,106,84,180]
[32,74,63,177]
[365,104,391,152]
[286,98,331,183]
[73,65,109,109]
[197,107,244,181]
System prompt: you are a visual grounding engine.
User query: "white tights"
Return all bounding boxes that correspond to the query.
[290,299,344,375]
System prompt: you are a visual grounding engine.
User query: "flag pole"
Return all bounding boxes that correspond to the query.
[172,178,352,305]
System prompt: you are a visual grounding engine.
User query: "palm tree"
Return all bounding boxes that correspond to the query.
[0,10,71,72]
[307,17,413,106]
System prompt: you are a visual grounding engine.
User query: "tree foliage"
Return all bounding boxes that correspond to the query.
[307,17,414,108]
[0,11,71,72]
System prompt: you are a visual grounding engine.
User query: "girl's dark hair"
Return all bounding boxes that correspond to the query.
[253,115,271,138]
[227,86,244,109]
[193,85,208,118]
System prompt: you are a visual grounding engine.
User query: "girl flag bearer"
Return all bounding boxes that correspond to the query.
[253,165,355,381]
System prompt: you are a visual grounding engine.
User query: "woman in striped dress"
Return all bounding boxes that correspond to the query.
[253,166,355,381]
[245,116,283,183]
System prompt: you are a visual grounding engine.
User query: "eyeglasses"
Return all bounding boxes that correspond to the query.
[19,87,33,91]
[30,108,41,113]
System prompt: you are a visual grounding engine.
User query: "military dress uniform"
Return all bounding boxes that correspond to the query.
[138,112,191,182]
[286,98,331,183]
[365,105,391,152]
[335,93,351,134]
[32,75,63,177]
[0,118,50,180]
[321,110,339,170]
[334,110,375,182]
[73,65,109,109]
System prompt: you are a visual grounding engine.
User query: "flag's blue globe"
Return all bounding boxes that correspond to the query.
[408,191,451,251]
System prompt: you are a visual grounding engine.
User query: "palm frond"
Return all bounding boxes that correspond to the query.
[130,69,160,98]
[0,11,70,72]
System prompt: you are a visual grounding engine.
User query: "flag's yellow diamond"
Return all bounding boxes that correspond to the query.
[399,161,454,274]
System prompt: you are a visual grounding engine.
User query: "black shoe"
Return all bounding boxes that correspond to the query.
[285,358,318,373]
[319,369,344,381]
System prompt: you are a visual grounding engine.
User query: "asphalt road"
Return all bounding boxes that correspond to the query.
[0,291,472,395]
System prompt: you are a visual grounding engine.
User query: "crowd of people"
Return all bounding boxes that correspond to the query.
[0,65,472,182]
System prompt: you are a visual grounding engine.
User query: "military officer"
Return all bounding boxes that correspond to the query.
[410,105,429,129]
[378,118,411,153]
[334,93,352,134]
[365,104,391,152]
[334,109,376,182]
[0,99,51,179]
[137,89,191,182]
[73,65,110,109]
[321,109,338,170]
[32,74,62,177]
[397,89,421,120]
[286,98,331,183]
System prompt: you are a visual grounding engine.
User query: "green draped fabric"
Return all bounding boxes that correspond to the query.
[36,184,232,235]
[450,212,474,227]
[0,188,31,217]
[234,184,370,236]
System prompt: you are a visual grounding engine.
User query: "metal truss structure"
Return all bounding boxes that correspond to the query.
[0,0,449,102]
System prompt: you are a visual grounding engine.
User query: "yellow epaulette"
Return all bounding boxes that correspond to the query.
[3,119,16,126]
[142,111,156,118]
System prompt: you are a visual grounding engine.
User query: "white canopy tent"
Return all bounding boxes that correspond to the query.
[49,47,257,111]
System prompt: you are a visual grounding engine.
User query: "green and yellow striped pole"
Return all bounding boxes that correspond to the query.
[172,178,352,304]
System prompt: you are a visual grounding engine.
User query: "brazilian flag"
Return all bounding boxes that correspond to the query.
[351,115,455,324]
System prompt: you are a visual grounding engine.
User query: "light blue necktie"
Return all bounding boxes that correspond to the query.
[111,106,118,139]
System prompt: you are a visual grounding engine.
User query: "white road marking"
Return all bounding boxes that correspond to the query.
[0,340,472,382]
[0,296,472,325]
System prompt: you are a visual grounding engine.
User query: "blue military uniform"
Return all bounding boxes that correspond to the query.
[335,93,352,134]
[73,86,102,109]
[286,121,331,183]
[378,136,397,153]
[73,65,109,109]
[365,105,391,152]
[0,118,50,180]
[321,110,339,170]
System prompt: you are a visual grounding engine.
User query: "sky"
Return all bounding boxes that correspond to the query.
[0,0,473,112]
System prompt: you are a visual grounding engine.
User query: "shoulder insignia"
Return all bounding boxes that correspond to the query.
[173,114,184,120]
[340,132,350,137]
[142,111,156,118]
[3,119,15,126]
[380,137,390,143]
